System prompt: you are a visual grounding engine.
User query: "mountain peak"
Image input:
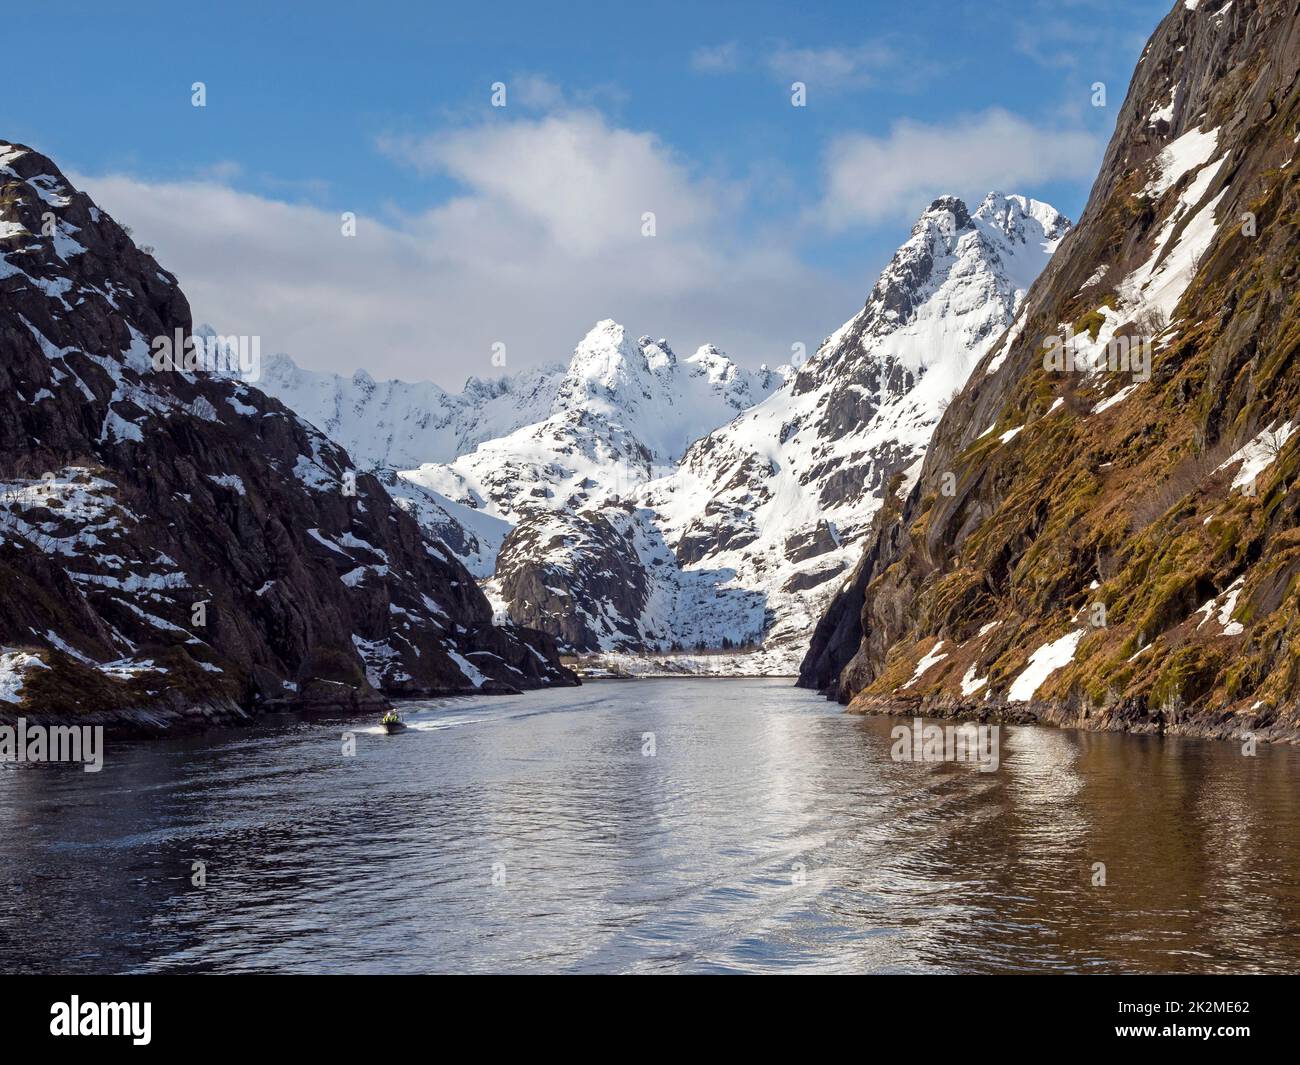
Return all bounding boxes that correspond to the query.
[920,195,972,232]
[568,318,642,371]
[974,192,1072,248]
[687,342,729,364]
[879,190,1066,332]
[793,189,1069,398]
[557,320,651,412]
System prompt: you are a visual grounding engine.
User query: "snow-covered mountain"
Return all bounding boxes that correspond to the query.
[629,192,1072,670]
[470,193,1067,662]
[256,193,1067,667]
[255,324,783,473]
[255,325,786,588]
[254,350,564,470]
[0,141,575,732]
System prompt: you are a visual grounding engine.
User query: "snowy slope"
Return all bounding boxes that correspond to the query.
[629,193,1070,670]
[254,349,565,469]
[254,322,782,475]
[257,323,782,589]
[413,322,786,530]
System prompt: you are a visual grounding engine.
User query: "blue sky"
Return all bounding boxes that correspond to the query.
[5,0,1172,385]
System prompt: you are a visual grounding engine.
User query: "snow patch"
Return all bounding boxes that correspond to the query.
[902,640,947,689]
[0,650,49,704]
[1007,630,1084,702]
[446,648,487,688]
[960,664,988,697]
[1216,422,1295,492]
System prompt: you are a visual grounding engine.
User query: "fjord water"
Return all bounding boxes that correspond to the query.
[2,678,1299,974]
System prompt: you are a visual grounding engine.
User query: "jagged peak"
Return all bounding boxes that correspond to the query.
[640,335,676,373]
[567,319,645,376]
[974,191,1072,246]
[0,142,72,197]
[687,342,730,364]
[794,189,1068,391]
[917,195,973,234]
[684,343,743,387]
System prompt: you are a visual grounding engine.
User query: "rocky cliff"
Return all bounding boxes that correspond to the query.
[0,142,575,732]
[801,0,1300,742]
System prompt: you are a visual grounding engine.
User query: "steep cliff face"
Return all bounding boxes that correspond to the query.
[0,142,575,731]
[801,0,1300,741]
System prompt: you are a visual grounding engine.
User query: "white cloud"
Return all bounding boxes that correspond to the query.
[692,39,903,90]
[691,42,741,73]
[379,112,719,257]
[75,112,858,388]
[512,74,566,110]
[766,42,898,90]
[818,108,1101,227]
[499,74,626,112]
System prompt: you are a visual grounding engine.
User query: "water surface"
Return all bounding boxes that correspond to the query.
[2,678,1298,973]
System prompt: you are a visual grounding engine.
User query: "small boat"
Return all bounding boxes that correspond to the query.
[380,710,406,734]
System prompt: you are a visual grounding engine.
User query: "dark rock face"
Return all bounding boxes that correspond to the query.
[672,449,774,566]
[780,561,845,593]
[495,505,650,652]
[0,142,575,730]
[801,0,1300,742]
[783,520,838,564]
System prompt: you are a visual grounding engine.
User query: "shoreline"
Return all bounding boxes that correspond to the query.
[0,680,570,739]
[844,692,1300,747]
[576,672,798,681]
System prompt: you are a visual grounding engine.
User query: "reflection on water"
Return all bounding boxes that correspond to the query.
[2,678,1298,973]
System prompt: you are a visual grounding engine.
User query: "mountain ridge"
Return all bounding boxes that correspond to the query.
[255,320,784,473]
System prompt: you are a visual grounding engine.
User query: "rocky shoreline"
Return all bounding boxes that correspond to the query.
[0,676,553,738]
[846,692,1300,746]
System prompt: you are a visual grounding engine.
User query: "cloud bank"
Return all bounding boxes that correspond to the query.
[73,105,1097,388]
[78,111,858,386]
[818,108,1101,227]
